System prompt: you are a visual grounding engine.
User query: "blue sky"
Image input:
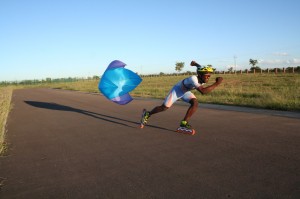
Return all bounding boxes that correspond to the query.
[1,0,299,81]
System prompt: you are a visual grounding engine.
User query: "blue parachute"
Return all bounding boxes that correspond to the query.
[98,60,142,105]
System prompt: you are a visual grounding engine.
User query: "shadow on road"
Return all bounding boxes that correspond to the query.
[24,101,174,132]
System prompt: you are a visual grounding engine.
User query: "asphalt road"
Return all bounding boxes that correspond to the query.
[0,88,299,199]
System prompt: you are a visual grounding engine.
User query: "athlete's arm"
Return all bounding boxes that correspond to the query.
[197,77,223,94]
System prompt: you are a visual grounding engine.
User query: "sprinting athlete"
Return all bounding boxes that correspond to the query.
[140,60,223,135]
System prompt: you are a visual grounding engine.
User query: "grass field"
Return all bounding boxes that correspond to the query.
[45,73,300,111]
[0,73,299,154]
[0,87,13,154]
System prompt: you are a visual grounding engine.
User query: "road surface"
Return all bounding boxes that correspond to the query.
[0,88,299,198]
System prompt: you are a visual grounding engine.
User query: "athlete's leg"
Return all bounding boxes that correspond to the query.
[149,84,181,116]
[143,83,183,125]
[181,91,198,122]
[140,104,169,128]
[175,93,198,135]
[183,98,198,122]
[149,104,169,116]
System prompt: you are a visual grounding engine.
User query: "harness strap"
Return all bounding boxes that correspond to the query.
[181,79,189,90]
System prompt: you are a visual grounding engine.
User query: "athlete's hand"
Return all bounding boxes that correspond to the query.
[190,61,201,67]
[215,77,223,85]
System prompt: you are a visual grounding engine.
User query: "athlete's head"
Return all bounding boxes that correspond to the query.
[197,66,214,83]
[191,61,214,83]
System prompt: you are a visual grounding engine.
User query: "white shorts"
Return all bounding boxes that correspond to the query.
[163,83,196,108]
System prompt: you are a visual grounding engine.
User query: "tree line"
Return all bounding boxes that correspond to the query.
[0,76,100,86]
[175,60,300,73]
[1,60,299,86]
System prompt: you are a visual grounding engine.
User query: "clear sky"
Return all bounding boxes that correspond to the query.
[1,0,299,81]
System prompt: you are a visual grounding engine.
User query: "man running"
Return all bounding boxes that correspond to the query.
[140,60,223,135]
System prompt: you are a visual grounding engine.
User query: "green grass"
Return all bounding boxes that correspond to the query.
[0,87,13,154]
[132,73,300,111]
[40,73,299,111]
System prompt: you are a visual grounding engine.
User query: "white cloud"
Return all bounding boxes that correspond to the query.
[288,58,300,64]
[273,52,289,56]
[259,58,300,66]
[259,59,284,64]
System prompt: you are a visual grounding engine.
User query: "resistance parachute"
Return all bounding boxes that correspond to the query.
[98,60,142,105]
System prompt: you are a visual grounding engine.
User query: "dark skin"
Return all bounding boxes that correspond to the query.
[148,71,223,123]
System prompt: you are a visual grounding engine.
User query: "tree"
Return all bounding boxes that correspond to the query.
[250,66,262,72]
[249,59,258,68]
[228,67,234,73]
[92,75,100,80]
[175,62,185,73]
